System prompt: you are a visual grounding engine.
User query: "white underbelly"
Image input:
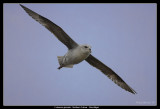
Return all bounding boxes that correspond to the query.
[64,48,90,65]
[71,51,89,64]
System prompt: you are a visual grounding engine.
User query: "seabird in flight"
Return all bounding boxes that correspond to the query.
[20,4,137,94]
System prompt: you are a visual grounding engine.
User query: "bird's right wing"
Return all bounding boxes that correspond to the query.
[20,4,78,49]
[85,54,137,94]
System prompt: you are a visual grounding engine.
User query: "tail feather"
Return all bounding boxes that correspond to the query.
[58,66,63,70]
[57,56,74,69]
[64,64,73,68]
[57,56,63,65]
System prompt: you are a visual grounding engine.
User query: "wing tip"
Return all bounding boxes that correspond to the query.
[129,87,137,94]
[19,4,24,8]
[19,4,29,12]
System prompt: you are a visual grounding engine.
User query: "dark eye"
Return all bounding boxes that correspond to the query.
[84,46,88,48]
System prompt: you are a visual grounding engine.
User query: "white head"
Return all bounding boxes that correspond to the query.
[80,44,92,54]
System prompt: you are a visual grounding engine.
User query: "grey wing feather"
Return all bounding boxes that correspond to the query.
[20,4,78,49]
[85,55,137,94]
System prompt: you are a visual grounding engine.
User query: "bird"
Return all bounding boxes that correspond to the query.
[20,4,137,94]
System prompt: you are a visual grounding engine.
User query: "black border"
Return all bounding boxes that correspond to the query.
[2,1,158,108]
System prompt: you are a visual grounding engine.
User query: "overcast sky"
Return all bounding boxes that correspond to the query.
[4,3,157,106]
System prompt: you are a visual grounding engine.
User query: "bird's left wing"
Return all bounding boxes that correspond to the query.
[20,4,78,49]
[85,54,137,94]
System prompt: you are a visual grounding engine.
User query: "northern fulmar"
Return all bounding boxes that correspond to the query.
[20,4,137,94]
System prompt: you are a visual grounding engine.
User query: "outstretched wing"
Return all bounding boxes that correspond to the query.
[85,55,137,94]
[20,4,78,49]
